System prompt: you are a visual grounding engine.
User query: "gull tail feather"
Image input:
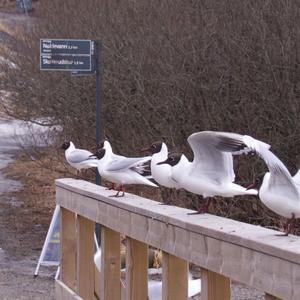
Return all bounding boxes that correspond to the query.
[85,159,99,168]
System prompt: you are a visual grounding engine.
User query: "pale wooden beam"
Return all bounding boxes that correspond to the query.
[77,215,95,300]
[55,279,83,300]
[126,238,148,300]
[201,269,230,300]
[100,226,121,300]
[162,252,188,300]
[61,207,77,290]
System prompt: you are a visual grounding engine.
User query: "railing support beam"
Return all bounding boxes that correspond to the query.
[100,226,121,300]
[126,238,148,300]
[77,215,95,300]
[201,269,230,300]
[61,207,77,290]
[162,252,188,300]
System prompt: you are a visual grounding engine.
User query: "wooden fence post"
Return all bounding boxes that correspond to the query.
[60,207,77,290]
[100,226,121,300]
[201,269,230,300]
[126,238,148,300]
[77,215,95,300]
[162,252,188,300]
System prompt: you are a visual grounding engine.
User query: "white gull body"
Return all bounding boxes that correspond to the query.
[252,148,300,219]
[95,148,157,190]
[213,131,300,219]
[102,140,125,163]
[63,141,98,171]
[165,131,266,198]
[150,142,180,189]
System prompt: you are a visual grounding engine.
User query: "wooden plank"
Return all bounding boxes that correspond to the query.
[56,180,300,300]
[162,252,188,300]
[60,207,76,290]
[201,269,230,300]
[265,294,282,300]
[100,226,121,300]
[56,279,83,300]
[77,215,95,300]
[126,238,148,300]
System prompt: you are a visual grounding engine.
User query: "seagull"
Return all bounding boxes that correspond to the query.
[225,142,300,236]
[61,141,98,177]
[141,141,190,204]
[94,148,157,197]
[141,142,180,189]
[95,140,127,190]
[97,140,125,163]
[157,131,265,214]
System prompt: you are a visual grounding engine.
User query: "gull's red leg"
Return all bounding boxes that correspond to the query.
[277,213,296,236]
[106,183,115,190]
[188,198,213,215]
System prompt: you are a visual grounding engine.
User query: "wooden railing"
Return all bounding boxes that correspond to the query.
[55,178,300,300]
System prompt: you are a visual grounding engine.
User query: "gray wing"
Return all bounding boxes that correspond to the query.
[106,156,151,172]
[214,132,270,154]
[187,131,235,183]
[258,147,298,198]
[211,131,297,197]
[67,149,93,163]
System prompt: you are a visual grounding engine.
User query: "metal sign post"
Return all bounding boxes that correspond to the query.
[39,39,102,185]
[40,38,103,247]
[95,41,102,186]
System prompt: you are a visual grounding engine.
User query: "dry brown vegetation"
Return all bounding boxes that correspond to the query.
[1,0,300,232]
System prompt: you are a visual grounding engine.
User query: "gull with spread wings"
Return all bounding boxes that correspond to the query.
[218,135,300,236]
[158,131,269,213]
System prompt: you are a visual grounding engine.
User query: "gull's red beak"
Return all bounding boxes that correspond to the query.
[140,147,150,154]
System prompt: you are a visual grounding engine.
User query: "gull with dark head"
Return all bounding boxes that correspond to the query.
[95,140,127,189]
[158,131,267,214]
[94,148,157,197]
[141,142,181,189]
[223,141,300,236]
[61,141,98,177]
[96,140,125,163]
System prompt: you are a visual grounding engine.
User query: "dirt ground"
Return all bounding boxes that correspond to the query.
[0,148,61,299]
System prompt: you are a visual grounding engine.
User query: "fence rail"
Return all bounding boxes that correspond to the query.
[56,178,300,300]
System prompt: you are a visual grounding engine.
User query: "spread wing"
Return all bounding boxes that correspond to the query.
[257,147,298,199]
[67,149,93,164]
[215,132,270,154]
[187,131,235,183]
[213,131,298,199]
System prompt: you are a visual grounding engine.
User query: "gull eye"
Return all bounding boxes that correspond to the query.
[152,144,156,149]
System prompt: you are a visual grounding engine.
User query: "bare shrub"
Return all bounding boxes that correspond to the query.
[1,0,299,230]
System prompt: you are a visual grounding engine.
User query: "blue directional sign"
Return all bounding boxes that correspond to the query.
[40,39,92,55]
[41,54,91,71]
[40,39,93,71]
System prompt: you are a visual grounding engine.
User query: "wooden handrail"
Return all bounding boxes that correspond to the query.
[56,178,300,300]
